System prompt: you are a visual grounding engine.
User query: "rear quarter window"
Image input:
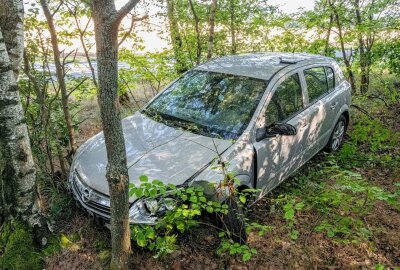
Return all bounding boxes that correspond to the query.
[326,66,335,91]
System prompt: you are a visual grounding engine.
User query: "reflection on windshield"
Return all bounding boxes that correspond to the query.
[144,70,267,139]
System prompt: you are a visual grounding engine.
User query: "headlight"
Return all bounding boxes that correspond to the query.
[144,198,159,215]
[163,197,176,211]
[129,196,177,224]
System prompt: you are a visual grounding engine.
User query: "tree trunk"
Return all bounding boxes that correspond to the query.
[207,0,217,59]
[40,0,77,155]
[324,13,333,56]
[329,0,356,92]
[229,0,236,54]
[354,0,368,94]
[188,0,201,64]
[0,0,43,230]
[92,0,140,269]
[166,0,187,72]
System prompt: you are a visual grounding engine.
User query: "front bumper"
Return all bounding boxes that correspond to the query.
[70,170,159,225]
[70,170,112,221]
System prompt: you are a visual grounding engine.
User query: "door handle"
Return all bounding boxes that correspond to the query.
[330,102,338,110]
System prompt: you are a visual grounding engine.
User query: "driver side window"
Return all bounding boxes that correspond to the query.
[265,73,303,125]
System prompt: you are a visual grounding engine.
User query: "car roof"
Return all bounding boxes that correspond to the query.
[194,52,333,81]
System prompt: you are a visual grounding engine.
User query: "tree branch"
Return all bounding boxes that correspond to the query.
[114,0,140,26]
[351,104,375,120]
[118,14,148,47]
[51,0,64,17]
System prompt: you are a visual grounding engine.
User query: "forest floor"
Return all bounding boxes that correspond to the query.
[44,94,400,270]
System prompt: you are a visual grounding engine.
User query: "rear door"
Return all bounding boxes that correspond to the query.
[300,65,338,158]
[253,71,311,193]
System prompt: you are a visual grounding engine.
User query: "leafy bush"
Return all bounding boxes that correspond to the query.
[129,174,268,261]
[129,175,229,258]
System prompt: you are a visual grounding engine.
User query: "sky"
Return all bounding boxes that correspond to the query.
[115,0,316,13]
[266,0,315,14]
[115,0,317,52]
[26,0,317,53]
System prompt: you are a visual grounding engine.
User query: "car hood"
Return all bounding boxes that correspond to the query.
[73,112,233,201]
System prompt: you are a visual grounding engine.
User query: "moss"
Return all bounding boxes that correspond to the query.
[41,235,62,257]
[0,221,42,270]
[97,250,111,267]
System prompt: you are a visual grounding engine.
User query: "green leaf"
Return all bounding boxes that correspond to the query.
[176,222,185,232]
[199,196,207,202]
[294,202,305,210]
[139,175,148,183]
[135,188,143,198]
[152,179,163,186]
[239,195,246,204]
[242,252,251,262]
[149,188,158,197]
[136,231,147,247]
[284,208,295,220]
[290,230,299,240]
[145,227,155,239]
[60,234,72,248]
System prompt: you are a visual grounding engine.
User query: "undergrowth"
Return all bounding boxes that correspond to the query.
[0,221,42,270]
[271,107,399,247]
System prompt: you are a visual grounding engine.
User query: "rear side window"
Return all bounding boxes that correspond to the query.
[266,73,303,124]
[326,66,335,90]
[304,67,328,103]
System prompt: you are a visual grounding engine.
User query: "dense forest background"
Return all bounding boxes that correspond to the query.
[0,0,400,269]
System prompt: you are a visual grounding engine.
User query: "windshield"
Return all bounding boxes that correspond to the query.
[143,70,267,139]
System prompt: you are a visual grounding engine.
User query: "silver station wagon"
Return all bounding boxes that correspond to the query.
[69,52,351,240]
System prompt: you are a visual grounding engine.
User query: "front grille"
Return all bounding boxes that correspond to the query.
[72,173,111,218]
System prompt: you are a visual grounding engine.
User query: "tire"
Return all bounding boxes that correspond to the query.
[218,196,247,244]
[325,114,347,152]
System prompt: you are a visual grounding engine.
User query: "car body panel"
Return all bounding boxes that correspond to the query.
[195,52,330,81]
[73,111,233,202]
[69,52,352,223]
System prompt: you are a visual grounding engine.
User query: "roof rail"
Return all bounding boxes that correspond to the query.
[279,57,299,64]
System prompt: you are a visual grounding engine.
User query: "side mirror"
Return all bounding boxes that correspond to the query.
[256,122,297,141]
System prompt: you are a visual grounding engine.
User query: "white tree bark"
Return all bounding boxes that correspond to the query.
[0,0,42,229]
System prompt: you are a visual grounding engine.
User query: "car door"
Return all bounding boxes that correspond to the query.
[301,65,338,159]
[253,71,311,193]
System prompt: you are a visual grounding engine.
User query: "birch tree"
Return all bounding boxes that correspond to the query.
[0,0,43,231]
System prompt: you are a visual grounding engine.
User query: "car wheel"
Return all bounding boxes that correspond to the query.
[218,196,247,244]
[325,115,347,152]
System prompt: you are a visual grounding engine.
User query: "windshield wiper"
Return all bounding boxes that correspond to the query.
[142,108,238,139]
[142,108,209,136]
